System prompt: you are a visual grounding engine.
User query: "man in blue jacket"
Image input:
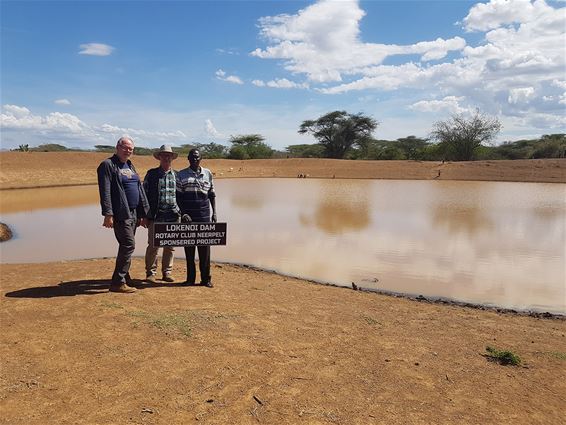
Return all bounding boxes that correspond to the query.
[97,136,149,293]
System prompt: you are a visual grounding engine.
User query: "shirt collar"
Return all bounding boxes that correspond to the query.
[187,166,202,176]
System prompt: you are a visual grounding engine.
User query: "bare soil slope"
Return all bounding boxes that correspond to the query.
[1,259,565,424]
[1,152,564,189]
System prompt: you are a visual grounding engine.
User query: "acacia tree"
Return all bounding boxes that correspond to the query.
[298,111,378,159]
[228,134,273,159]
[431,110,502,161]
[395,136,429,160]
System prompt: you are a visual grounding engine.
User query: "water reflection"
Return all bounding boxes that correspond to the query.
[299,180,370,234]
[228,179,273,211]
[0,185,98,214]
[432,207,493,236]
[1,179,565,313]
[428,181,493,235]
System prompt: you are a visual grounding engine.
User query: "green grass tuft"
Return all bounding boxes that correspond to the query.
[361,315,381,326]
[548,351,566,361]
[485,346,521,366]
[125,309,235,337]
[100,301,124,309]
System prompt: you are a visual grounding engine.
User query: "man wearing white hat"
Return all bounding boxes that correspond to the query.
[143,144,181,283]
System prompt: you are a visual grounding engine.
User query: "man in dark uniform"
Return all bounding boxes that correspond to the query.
[97,136,149,293]
[176,149,217,287]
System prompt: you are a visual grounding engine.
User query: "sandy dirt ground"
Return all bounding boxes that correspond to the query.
[0,152,565,189]
[1,259,565,425]
[1,153,565,423]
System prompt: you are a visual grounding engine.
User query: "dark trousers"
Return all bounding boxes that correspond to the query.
[112,210,137,285]
[184,245,211,284]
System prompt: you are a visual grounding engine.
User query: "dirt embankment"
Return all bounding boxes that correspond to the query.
[1,259,565,424]
[0,151,565,189]
[1,153,565,423]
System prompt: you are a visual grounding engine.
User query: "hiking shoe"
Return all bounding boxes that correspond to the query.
[109,284,136,293]
[180,281,195,286]
[201,281,214,288]
[145,274,157,283]
[162,275,175,283]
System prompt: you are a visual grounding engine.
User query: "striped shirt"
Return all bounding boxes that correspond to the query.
[176,166,215,222]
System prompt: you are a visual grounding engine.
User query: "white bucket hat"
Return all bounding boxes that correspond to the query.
[153,144,178,160]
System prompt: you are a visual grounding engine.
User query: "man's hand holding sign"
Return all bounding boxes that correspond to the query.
[153,222,227,247]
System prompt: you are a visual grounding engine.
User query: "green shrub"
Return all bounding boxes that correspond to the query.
[485,346,521,366]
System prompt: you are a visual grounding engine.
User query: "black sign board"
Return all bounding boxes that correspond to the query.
[153,222,227,247]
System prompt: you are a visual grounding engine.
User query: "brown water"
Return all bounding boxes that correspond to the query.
[1,179,564,313]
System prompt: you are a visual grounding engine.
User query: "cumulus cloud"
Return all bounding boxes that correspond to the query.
[78,43,115,56]
[2,104,31,118]
[215,69,243,84]
[508,87,536,104]
[409,96,471,114]
[0,104,187,148]
[462,0,547,32]
[251,0,565,132]
[1,104,91,133]
[251,0,466,83]
[54,99,71,105]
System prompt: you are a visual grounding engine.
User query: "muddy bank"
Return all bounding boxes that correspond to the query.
[0,222,13,241]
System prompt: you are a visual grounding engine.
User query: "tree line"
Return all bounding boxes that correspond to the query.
[13,110,566,161]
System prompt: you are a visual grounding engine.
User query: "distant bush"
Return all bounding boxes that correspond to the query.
[31,143,69,152]
[228,134,273,159]
[286,143,325,158]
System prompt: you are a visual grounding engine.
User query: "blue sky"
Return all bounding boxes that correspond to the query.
[1,0,565,150]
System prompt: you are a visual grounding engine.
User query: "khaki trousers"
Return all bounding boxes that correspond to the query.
[145,218,176,277]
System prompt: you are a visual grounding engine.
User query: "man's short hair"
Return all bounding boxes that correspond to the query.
[116,136,134,147]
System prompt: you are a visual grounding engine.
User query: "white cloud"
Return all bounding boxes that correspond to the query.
[252,0,565,132]
[216,48,240,55]
[409,96,470,114]
[54,99,71,105]
[215,69,243,84]
[78,43,115,56]
[253,78,309,89]
[251,0,466,83]
[2,104,31,118]
[0,104,187,148]
[1,104,91,133]
[462,0,546,32]
[508,87,536,104]
[204,119,222,138]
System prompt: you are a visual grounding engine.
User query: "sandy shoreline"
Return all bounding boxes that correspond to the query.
[1,153,565,423]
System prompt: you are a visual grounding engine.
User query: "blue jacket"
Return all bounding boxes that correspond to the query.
[97,154,149,220]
